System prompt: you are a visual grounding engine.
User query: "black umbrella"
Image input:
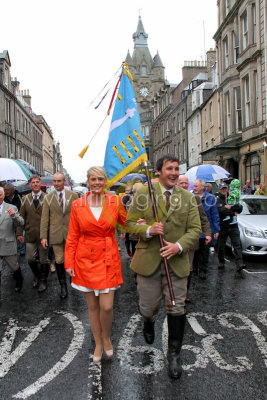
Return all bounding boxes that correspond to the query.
[40,176,54,186]
[15,182,32,194]
[40,176,72,187]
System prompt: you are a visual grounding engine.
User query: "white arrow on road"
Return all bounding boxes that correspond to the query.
[0,317,50,378]
[13,311,85,399]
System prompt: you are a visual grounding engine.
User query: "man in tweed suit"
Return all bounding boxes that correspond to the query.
[126,155,201,379]
[0,187,24,292]
[17,175,49,292]
[40,173,78,299]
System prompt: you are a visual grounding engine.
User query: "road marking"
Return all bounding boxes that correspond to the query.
[201,334,252,371]
[0,310,266,397]
[13,312,85,399]
[88,362,102,400]
[218,312,267,367]
[243,269,267,274]
[166,313,253,372]
[187,315,207,336]
[117,314,165,375]
[189,313,253,370]
[120,312,259,375]
[0,318,50,379]
[257,311,267,327]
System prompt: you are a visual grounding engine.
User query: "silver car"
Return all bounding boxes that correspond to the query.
[229,195,267,256]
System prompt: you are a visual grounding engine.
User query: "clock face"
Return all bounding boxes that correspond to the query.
[140,87,149,97]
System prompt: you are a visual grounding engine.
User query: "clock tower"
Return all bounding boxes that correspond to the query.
[125,16,166,164]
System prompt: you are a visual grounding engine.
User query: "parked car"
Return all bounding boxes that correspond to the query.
[226,195,267,256]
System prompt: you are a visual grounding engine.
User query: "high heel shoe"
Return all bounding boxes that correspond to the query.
[92,348,103,364]
[93,354,102,364]
[104,341,113,358]
[104,348,113,358]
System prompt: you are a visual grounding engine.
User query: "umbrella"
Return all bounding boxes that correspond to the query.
[40,176,71,187]
[12,180,29,187]
[186,164,231,183]
[40,176,54,186]
[0,158,32,181]
[14,182,32,195]
[17,159,38,174]
[120,173,147,183]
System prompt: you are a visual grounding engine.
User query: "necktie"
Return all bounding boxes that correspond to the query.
[164,191,171,211]
[33,195,39,208]
[59,193,63,210]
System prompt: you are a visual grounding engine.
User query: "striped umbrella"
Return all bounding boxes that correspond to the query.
[0,158,32,181]
[17,159,38,174]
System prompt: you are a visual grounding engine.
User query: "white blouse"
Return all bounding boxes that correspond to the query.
[90,206,103,221]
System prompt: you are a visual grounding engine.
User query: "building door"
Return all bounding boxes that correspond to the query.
[245,153,261,188]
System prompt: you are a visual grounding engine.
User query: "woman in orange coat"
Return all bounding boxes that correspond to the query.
[65,166,126,363]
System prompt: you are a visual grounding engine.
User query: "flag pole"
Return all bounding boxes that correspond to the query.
[144,161,176,306]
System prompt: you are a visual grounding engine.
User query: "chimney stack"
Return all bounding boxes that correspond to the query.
[22,89,31,107]
[206,49,216,81]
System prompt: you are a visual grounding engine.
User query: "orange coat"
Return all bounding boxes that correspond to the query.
[64,193,126,289]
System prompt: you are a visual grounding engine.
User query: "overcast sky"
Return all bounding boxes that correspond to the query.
[2,0,218,183]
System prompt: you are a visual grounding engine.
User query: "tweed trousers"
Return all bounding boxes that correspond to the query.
[137,262,187,317]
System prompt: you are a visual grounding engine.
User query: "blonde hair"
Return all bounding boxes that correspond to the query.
[87,166,107,180]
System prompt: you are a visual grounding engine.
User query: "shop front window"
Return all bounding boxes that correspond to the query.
[245,153,261,188]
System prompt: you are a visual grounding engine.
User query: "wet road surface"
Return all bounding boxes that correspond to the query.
[0,245,266,400]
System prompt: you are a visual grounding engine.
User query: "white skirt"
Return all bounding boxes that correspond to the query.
[71,282,120,296]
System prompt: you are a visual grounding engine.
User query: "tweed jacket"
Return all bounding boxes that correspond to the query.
[0,202,24,256]
[40,189,78,245]
[125,183,201,278]
[17,192,47,242]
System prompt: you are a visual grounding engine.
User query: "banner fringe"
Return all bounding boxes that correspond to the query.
[106,153,148,188]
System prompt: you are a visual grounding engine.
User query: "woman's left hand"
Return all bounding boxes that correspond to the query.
[66,268,75,277]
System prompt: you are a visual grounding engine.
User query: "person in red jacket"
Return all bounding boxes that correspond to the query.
[64,166,126,364]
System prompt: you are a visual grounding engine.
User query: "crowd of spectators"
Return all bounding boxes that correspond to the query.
[0,171,266,300]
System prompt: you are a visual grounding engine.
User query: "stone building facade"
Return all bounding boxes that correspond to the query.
[213,0,267,186]
[201,89,221,163]
[0,50,65,178]
[149,0,266,187]
[151,60,213,173]
[187,77,215,168]
[152,82,176,166]
[35,115,54,175]
[0,50,43,174]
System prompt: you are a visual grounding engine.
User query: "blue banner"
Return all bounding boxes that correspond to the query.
[104,64,148,187]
